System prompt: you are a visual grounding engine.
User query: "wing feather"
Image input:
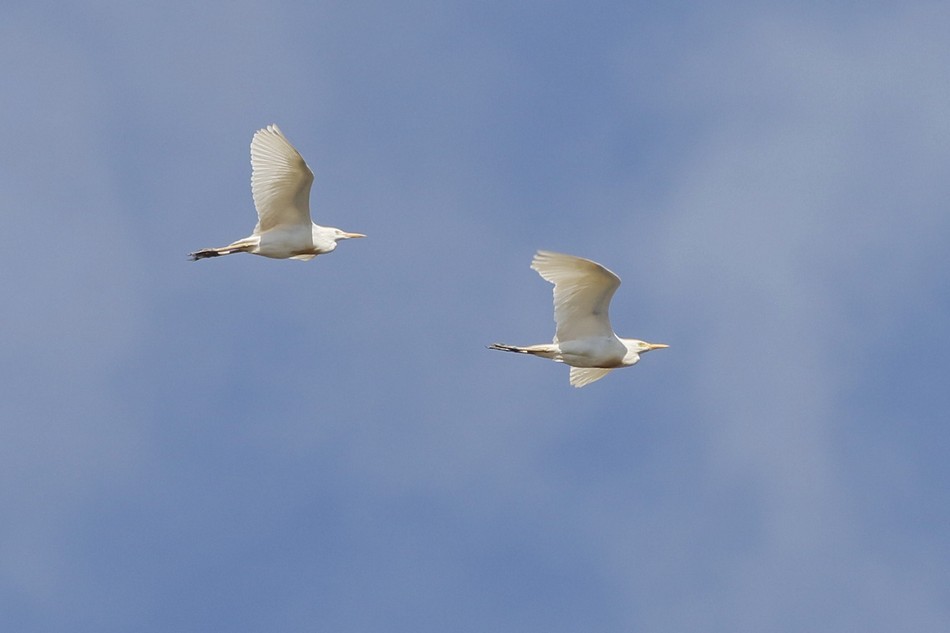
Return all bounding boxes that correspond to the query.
[531,251,621,343]
[250,124,314,233]
[569,367,614,387]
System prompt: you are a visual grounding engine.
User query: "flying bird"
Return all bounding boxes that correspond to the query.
[190,124,365,261]
[489,250,668,387]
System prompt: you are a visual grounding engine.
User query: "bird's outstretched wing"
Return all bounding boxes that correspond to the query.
[250,124,315,233]
[531,250,621,343]
[570,367,614,387]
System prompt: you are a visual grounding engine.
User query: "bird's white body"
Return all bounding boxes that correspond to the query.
[223,223,353,261]
[190,124,364,261]
[489,251,667,387]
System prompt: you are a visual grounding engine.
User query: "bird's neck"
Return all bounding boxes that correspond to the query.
[620,338,642,366]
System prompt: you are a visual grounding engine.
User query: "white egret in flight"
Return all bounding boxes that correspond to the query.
[489,251,668,387]
[190,124,364,261]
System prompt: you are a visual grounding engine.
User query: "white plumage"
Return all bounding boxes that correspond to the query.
[489,251,668,387]
[190,124,364,262]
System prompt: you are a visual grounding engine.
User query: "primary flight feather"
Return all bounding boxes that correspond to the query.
[489,251,668,387]
[189,124,364,262]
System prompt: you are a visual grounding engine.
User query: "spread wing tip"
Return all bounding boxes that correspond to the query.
[569,367,614,387]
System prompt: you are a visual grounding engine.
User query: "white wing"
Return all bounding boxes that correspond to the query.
[531,250,621,343]
[569,367,614,388]
[250,124,315,233]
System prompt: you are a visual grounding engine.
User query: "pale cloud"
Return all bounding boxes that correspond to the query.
[597,6,950,630]
[0,21,148,623]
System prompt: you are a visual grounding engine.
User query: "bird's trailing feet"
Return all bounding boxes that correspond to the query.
[488,343,529,354]
[189,249,222,261]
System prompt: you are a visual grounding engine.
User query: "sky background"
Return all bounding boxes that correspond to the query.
[3,2,950,631]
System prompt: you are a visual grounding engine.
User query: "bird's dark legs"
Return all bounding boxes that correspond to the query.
[188,249,223,261]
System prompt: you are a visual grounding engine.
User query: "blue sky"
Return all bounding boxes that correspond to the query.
[3,2,949,631]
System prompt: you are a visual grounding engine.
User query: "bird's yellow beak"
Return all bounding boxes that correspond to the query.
[343,232,366,239]
[648,343,669,350]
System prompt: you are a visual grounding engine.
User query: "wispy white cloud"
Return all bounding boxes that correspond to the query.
[595,5,950,630]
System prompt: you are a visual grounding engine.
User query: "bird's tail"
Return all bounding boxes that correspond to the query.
[487,343,559,359]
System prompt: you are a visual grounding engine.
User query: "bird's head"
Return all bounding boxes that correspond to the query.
[621,339,668,365]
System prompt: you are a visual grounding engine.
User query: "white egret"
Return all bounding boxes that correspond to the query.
[190,124,365,261]
[489,250,668,387]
